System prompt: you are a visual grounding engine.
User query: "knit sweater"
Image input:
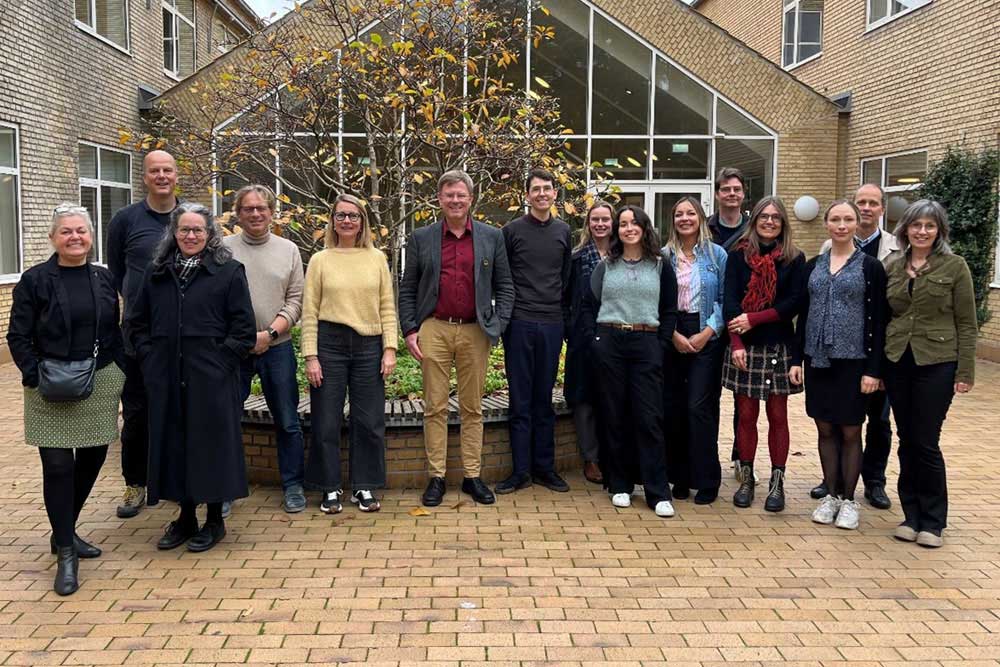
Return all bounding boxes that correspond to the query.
[300,247,398,356]
[223,232,304,345]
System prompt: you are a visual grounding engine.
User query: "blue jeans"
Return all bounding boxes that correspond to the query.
[503,319,563,476]
[240,341,305,490]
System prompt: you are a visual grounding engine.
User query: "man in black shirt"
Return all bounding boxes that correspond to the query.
[107,150,179,518]
[708,167,750,250]
[495,168,572,495]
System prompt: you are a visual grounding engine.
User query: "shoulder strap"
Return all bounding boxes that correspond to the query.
[89,267,101,357]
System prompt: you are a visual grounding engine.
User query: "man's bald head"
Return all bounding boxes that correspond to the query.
[143,150,178,201]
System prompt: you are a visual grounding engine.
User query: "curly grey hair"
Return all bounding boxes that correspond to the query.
[893,199,952,256]
[151,202,232,269]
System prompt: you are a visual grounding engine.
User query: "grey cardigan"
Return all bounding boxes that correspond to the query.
[398,220,515,345]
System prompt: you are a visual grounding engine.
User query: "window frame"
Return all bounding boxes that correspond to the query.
[0,121,23,282]
[78,141,133,265]
[781,0,823,70]
[73,0,131,54]
[859,148,928,231]
[866,0,932,32]
[162,0,197,79]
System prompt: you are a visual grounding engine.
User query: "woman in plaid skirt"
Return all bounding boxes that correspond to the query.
[722,197,806,512]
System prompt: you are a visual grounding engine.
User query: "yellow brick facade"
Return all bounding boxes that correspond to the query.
[695,0,1000,351]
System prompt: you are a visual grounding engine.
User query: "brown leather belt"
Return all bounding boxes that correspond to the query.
[601,323,657,332]
[434,315,475,325]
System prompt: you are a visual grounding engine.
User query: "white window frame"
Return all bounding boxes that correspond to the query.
[0,121,23,282]
[73,0,131,55]
[866,0,932,32]
[79,141,132,265]
[859,148,928,230]
[163,0,196,79]
[782,0,823,70]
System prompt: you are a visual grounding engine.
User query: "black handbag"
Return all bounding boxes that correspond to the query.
[37,270,101,403]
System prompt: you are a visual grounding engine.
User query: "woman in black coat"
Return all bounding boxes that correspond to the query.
[128,203,256,553]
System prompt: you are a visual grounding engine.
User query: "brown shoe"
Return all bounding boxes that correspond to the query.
[583,461,603,484]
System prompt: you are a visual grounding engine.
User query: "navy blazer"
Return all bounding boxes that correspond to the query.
[398,220,515,345]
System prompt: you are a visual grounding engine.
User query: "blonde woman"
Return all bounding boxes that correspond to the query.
[302,194,398,514]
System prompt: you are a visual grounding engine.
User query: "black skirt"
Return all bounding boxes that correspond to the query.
[804,357,868,424]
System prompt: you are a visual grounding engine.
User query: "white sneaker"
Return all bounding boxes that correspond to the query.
[611,493,631,508]
[811,495,841,525]
[654,500,675,517]
[834,499,860,530]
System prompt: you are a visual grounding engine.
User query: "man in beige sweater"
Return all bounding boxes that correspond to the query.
[223,185,306,513]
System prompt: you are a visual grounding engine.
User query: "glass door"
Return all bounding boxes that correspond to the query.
[613,185,712,243]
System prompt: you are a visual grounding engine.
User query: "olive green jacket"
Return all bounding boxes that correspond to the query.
[884,252,977,384]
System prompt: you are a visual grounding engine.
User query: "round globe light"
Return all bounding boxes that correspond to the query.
[887,195,910,222]
[793,195,820,222]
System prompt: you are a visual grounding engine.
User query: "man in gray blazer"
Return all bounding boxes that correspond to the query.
[398,170,515,508]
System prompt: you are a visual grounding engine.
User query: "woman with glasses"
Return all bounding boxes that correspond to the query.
[883,200,976,548]
[7,205,126,595]
[128,203,256,553]
[723,196,805,513]
[302,194,398,514]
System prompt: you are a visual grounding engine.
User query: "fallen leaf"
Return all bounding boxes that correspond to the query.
[450,500,467,510]
[409,507,431,517]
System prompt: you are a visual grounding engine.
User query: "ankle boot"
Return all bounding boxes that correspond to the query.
[54,546,79,596]
[733,462,755,508]
[764,467,786,512]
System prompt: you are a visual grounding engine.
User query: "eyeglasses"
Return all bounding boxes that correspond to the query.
[177,227,207,237]
[239,205,270,214]
[757,213,783,222]
[334,212,361,222]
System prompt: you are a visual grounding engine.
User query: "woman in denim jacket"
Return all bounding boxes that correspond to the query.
[661,197,728,505]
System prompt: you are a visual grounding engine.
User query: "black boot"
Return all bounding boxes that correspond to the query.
[764,467,786,512]
[54,546,79,596]
[733,462,755,508]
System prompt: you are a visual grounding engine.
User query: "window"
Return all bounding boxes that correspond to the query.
[0,123,21,276]
[75,0,129,50]
[163,0,195,78]
[79,143,132,263]
[868,0,931,29]
[860,150,927,229]
[214,20,240,54]
[782,0,822,68]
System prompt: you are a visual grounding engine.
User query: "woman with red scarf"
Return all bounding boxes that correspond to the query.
[722,196,805,512]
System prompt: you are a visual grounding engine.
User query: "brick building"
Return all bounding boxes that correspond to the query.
[0,0,259,361]
[693,0,1000,355]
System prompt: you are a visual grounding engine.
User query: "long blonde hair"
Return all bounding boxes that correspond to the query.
[325,194,372,249]
[574,200,615,252]
[737,196,799,264]
[663,196,712,257]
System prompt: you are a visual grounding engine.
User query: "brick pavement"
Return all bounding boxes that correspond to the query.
[0,359,998,666]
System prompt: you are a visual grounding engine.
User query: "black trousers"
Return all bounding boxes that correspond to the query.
[120,354,148,486]
[664,313,723,491]
[592,326,670,507]
[885,347,955,534]
[39,446,108,548]
[860,390,893,486]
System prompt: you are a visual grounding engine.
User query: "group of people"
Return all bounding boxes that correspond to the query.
[6,150,977,597]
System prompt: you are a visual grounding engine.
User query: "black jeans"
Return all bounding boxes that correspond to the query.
[120,354,148,486]
[39,446,108,548]
[592,326,670,507]
[664,313,723,491]
[861,390,893,486]
[885,347,955,534]
[306,323,386,491]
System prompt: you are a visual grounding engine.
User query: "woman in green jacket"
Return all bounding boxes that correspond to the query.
[884,199,977,549]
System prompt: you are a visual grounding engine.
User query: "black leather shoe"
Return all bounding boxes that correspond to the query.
[157,520,198,550]
[694,488,718,505]
[733,462,754,508]
[495,473,532,495]
[54,546,79,596]
[764,468,786,513]
[422,477,446,507]
[51,533,101,559]
[672,485,690,500]
[810,480,828,499]
[864,483,892,510]
[461,477,496,504]
[532,471,570,493]
[187,521,226,553]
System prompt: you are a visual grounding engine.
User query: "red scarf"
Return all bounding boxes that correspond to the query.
[740,242,783,313]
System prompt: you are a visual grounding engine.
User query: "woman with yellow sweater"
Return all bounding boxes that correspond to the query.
[301,194,398,513]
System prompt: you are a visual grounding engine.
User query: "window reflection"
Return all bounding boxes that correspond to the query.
[652,139,709,180]
[654,58,711,135]
[716,138,774,213]
[591,14,651,135]
[591,138,648,180]
[532,0,589,133]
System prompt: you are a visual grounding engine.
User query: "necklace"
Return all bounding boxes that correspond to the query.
[623,257,642,282]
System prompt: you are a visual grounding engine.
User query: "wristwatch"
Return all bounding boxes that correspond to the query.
[267,327,279,341]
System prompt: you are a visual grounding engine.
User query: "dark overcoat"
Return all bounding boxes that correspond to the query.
[563,247,599,407]
[128,255,256,505]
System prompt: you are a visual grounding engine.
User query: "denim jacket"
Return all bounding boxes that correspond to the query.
[662,241,727,339]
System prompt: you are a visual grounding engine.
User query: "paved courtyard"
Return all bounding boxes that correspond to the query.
[0,359,998,666]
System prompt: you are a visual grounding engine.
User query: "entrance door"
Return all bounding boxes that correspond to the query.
[615,184,712,243]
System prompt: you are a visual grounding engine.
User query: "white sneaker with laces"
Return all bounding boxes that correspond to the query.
[654,500,675,517]
[812,495,841,525]
[834,499,860,530]
[611,493,631,508]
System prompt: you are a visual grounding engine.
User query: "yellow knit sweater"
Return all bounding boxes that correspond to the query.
[300,247,399,357]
